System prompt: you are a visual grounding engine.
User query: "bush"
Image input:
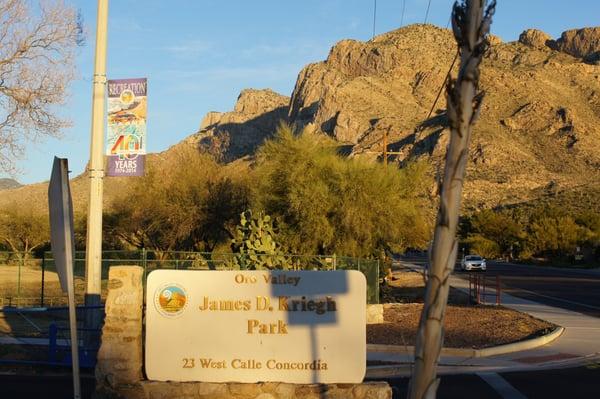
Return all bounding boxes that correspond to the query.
[107,147,249,255]
[0,203,49,258]
[462,204,599,262]
[230,210,287,270]
[252,124,432,257]
[462,234,501,259]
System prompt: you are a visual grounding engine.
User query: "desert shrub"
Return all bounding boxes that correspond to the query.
[251,124,432,257]
[0,203,49,259]
[462,234,501,259]
[527,215,585,256]
[462,203,599,261]
[106,147,250,256]
[460,209,524,259]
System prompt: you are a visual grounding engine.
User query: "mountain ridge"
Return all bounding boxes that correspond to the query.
[2,24,599,214]
[0,178,21,191]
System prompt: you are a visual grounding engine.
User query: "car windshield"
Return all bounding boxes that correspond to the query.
[466,256,483,261]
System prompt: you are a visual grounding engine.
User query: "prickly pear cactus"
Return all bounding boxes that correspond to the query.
[231,210,287,270]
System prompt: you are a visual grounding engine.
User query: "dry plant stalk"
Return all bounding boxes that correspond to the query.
[408,1,496,398]
[0,0,82,173]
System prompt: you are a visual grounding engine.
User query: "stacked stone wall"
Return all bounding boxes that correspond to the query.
[94,266,391,399]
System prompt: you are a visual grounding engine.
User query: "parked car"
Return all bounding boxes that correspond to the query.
[460,255,487,271]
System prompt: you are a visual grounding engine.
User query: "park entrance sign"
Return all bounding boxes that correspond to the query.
[145,270,366,383]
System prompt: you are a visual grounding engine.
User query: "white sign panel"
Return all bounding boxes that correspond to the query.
[145,270,366,383]
[48,157,75,293]
[47,156,80,398]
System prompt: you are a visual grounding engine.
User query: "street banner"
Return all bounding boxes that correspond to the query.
[106,78,147,176]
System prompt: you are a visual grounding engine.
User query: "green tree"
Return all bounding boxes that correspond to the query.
[0,203,49,259]
[463,209,524,259]
[576,211,600,245]
[193,178,251,252]
[462,234,501,259]
[252,124,432,257]
[107,148,250,257]
[528,215,583,256]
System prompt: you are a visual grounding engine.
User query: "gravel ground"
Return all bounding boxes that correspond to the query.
[367,303,556,348]
[380,270,470,304]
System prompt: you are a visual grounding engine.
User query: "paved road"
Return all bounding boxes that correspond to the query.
[2,365,599,399]
[399,255,600,318]
[0,373,96,399]
[378,364,600,398]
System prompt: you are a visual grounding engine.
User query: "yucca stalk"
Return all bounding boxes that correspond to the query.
[408,1,496,398]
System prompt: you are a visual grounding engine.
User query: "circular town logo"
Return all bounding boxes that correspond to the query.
[154,284,188,317]
[120,89,135,106]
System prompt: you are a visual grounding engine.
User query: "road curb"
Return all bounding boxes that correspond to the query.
[367,326,564,359]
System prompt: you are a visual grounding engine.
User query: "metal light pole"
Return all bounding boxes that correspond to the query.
[84,0,109,328]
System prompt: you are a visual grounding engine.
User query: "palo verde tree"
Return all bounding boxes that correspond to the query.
[409,1,496,398]
[0,0,83,173]
[253,123,432,258]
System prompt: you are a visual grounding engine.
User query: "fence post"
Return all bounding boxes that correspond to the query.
[48,323,58,363]
[469,274,472,303]
[376,259,380,304]
[17,254,23,306]
[142,247,147,281]
[41,252,46,307]
[496,275,501,305]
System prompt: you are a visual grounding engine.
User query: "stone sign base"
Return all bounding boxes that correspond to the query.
[94,380,391,399]
[94,266,391,399]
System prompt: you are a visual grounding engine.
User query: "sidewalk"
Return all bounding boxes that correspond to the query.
[367,270,600,377]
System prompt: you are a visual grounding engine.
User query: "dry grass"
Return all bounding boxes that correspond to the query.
[0,265,89,307]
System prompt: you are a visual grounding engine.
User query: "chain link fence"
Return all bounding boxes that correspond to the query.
[0,250,380,307]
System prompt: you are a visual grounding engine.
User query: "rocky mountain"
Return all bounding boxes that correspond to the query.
[0,178,21,191]
[2,24,599,213]
[185,88,289,162]
[187,24,600,210]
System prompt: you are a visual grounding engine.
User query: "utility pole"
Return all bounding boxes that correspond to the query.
[383,128,388,168]
[380,127,402,167]
[84,0,109,329]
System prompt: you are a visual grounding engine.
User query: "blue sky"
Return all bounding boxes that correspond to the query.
[5,0,599,184]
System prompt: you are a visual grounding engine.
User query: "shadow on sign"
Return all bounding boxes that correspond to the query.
[270,270,350,388]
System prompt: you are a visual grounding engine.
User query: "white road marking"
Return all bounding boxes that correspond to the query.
[478,372,528,399]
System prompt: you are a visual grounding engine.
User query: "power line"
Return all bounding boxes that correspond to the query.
[423,50,459,124]
[424,0,433,24]
[372,0,377,39]
[401,0,406,27]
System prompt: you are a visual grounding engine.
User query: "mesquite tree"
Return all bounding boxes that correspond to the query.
[0,0,82,173]
[408,1,496,398]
